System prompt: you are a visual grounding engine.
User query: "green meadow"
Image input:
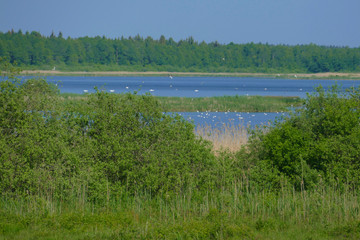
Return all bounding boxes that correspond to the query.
[1,60,360,239]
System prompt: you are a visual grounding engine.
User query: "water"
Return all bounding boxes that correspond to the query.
[14,75,360,127]
[20,75,359,98]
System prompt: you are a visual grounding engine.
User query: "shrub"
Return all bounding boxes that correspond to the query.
[0,61,216,200]
[85,90,216,197]
[248,85,360,189]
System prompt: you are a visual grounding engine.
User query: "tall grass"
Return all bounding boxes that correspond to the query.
[1,178,359,239]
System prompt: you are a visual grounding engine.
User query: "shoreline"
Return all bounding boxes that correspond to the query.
[20,70,360,79]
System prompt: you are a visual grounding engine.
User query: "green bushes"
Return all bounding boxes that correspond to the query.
[86,91,216,197]
[248,85,360,189]
[0,69,216,200]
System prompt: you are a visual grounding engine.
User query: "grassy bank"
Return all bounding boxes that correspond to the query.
[1,182,359,239]
[59,93,302,112]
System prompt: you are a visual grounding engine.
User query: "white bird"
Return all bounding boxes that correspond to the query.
[83,90,88,93]
[110,90,115,93]
[149,89,155,92]
[125,86,129,89]
[52,66,56,71]
[194,90,199,92]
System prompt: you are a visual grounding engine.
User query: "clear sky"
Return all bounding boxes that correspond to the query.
[1,0,359,47]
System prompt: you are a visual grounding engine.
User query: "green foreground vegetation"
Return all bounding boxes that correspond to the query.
[1,60,360,239]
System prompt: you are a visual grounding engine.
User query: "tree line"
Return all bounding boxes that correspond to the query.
[1,29,360,73]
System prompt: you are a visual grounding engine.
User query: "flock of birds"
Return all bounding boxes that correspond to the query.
[176,111,286,127]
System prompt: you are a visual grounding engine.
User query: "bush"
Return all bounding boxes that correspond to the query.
[0,62,216,200]
[248,85,360,189]
[85,90,216,197]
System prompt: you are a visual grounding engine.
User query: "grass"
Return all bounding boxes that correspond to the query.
[157,95,302,112]
[1,180,359,239]
[58,93,302,112]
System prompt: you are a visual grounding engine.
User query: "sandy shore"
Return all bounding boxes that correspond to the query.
[20,70,360,79]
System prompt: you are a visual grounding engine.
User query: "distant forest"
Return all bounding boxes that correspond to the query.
[1,29,360,73]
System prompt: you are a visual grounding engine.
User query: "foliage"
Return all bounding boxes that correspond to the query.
[0,59,216,200]
[85,91,216,197]
[248,85,360,189]
[1,30,360,73]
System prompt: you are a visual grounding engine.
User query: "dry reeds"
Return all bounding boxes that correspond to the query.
[195,123,249,152]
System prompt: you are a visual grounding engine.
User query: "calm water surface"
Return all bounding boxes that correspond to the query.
[22,75,359,98]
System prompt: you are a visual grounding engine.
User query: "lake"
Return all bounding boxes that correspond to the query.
[18,75,359,127]
[22,75,359,98]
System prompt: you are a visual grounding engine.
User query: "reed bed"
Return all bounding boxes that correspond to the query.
[195,123,249,152]
[158,95,302,112]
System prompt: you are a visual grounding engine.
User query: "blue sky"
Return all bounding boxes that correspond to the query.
[1,0,359,47]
